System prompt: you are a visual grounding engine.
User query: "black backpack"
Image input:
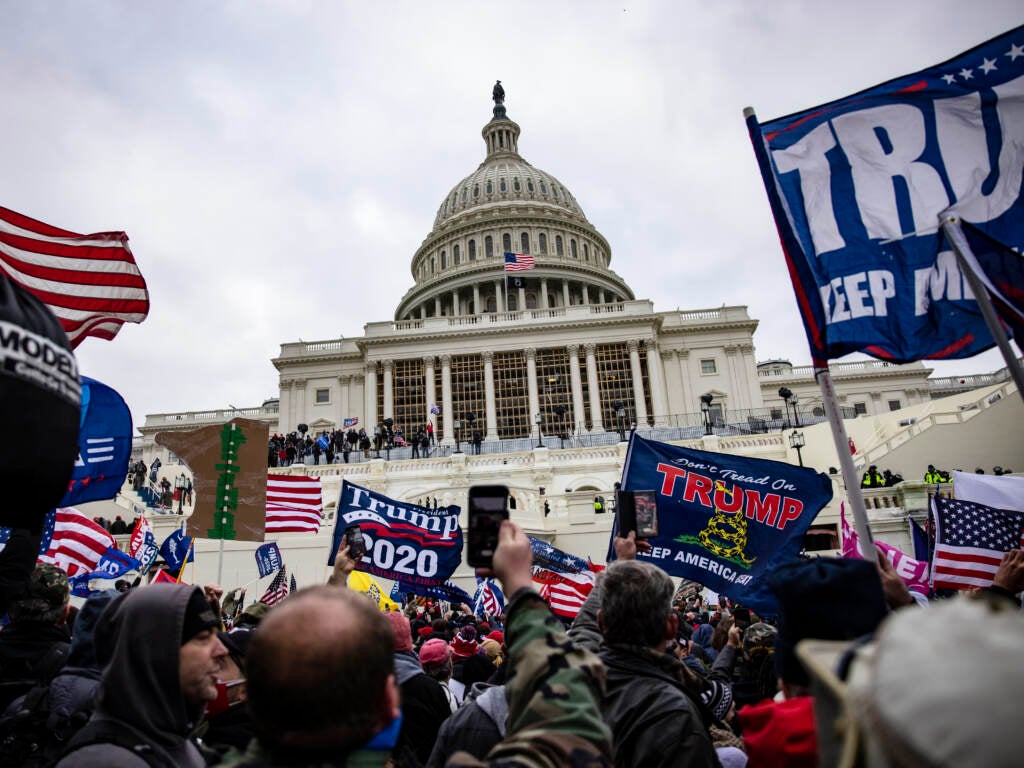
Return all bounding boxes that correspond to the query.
[0,643,72,767]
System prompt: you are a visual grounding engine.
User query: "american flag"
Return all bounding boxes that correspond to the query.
[290,573,298,594]
[343,417,359,429]
[473,577,505,617]
[260,566,290,606]
[931,497,1024,590]
[0,206,149,347]
[38,508,117,576]
[533,567,594,619]
[504,252,535,272]
[266,475,323,533]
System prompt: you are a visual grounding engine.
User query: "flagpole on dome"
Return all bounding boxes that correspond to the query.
[941,215,1024,404]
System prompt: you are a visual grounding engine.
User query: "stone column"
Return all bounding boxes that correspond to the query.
[567,344,586,435]
[278,379,293,433]
[526,348,540,426]
[293,379,307,430]
[451,289,459,316]
[482,351,499,440]
[363,364,377,430]
[339,375,351,423]
[540,278,549,309]
[423,356,436,427]
[598,289,606,304]
[581,284,590,305]
[419,304,426,320]
[627,339,649,426]
[494,279,504,312]
[676,349,694,413]
[645,340,670,427]
[472,284,481,315]
[662,350,681,416]
[517,284,526,312]
[584,343,603,432]
[738,344,756,409]
[382,359,394,419]
[440,354,454,444]
[434,296,441,316]
[562,279,570,307]
[724,345,744,411]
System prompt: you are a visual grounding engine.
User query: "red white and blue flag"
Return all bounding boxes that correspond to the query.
[473,577,505,617]
[343,417,359,429]
[0,206,149,347]
[931,496,1024,590]
[266,475,323,533]
[504,252,534,272]
[38,508,117,577]
[260,566,290,606]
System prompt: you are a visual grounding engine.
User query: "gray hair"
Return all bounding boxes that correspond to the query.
[599,560,674,648]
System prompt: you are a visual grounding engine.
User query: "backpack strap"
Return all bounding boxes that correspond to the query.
[63,719,174,768]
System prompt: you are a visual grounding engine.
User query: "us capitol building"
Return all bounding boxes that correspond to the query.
[132,84,1020,591]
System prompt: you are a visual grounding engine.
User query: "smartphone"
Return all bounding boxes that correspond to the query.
[633,491,660,538]
[615,485,636,538]
[345,525,366,561]
[467,484,509,568]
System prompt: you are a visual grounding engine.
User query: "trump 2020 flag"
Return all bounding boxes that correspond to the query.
[331,480,463,588]
[129,514,158,573]
[60,377,133,507]
[255,542,283,578]
[747,26,1024,363]
[615,435,833,599]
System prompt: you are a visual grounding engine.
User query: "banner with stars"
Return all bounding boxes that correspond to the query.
[747,25,1024,364]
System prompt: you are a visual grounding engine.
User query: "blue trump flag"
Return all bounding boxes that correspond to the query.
[159,529,194,574]
[60,377,133,507]
[331,480,463,588]
[255,542,283,578]
[613,435,833,603]
[747,25,1024,364]
[957,221,1024,341]
[90,547,140,580]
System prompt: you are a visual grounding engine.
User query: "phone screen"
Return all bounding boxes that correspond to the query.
[345,525,366,561]
[633,491,659,538]
[467,485,509,568]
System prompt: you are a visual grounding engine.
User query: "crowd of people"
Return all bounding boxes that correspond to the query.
[1,521,1020,768]
[267,422,443,468]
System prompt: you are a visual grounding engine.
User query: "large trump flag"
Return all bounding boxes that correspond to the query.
[747,26,1024,364]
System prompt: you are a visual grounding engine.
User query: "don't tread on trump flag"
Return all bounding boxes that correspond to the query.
[747,25,1024,364]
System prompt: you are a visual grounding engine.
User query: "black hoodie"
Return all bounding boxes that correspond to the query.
[56,584,209,768]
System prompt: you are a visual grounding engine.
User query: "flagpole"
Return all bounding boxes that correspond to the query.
[941,216,1024,404]
[176,539,195,583]
[815,366,874,557]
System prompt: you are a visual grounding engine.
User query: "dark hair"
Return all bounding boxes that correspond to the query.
[246,587,394,757]
[599,561,674,648]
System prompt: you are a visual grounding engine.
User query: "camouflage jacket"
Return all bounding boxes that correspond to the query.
[214,590,611,768]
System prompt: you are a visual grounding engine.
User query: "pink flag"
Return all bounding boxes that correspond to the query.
[840,504,928,595]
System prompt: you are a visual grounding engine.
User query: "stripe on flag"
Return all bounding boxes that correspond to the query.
[38,508,117,576]
[504,252,535,272]
[931,496,1024,590]
[260,566,290,606]
[266,475,323,533]
[532,567,594,619]
[0,206,150,347]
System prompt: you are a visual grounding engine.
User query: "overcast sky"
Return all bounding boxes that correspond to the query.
[2,2,1020,431]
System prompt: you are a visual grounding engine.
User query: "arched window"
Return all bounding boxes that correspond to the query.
[503,233,511,253]
[526,292,537,309]
[540,181,547,194]
[499,178,507,192]
[571,239,578,259]
[440,250,447,269]
[454,244,461,265]
[473,184,479,199]
[584,244,589,262]
[486,180,493,194]
[486,295,497,312]
[461,187,468,201]
[513,178,521,192]
[431,257,436,274]
[527,179,534,193]
[469,239,476,261]
[539,233,547,254]
[485,236,493,258]
[520,232,529,253]
[556,236,564,256]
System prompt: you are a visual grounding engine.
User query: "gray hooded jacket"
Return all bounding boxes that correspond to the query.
[55,584,210,768]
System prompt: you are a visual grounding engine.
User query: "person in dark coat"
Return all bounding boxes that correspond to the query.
[426,681,508,767]
[569,534,717,768]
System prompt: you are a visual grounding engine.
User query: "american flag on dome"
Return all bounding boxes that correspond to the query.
[504,252,534,272]
[37,508,117,577]
[931,496,1024,590]
[266,475,323,533]
[0,205,149,347]
[260,566,290,606]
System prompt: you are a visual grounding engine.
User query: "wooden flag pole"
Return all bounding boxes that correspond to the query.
[941,216,1024,405]
[815,366,874,557]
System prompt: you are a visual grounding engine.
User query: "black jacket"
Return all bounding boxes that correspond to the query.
[426,682,507,767]
[569,580,718,768]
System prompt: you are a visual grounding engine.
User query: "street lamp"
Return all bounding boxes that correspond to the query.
[700,393,714,435]
[453,418,462,453]
[791,394,801,427]
[612,400,626,441]
[789,430,806,467]
[534,412,543,448]
[778,386,793,428]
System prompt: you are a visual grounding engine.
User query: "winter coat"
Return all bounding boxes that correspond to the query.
[426,683,507,768]
[393,650,450,765]
[56,585,211,768]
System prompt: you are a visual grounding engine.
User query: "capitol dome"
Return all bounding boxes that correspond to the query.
[395,83,634,321]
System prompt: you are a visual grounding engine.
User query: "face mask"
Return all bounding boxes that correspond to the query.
[206,678,245,718]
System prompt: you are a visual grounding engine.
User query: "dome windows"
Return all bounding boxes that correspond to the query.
[539,233,547,254]
[513,178,521,192]
[454,244,461,266]
[540,181,547,194]
[486,180,493,194]
[556,236,564,256]
[527,179,534,193]
[520,232,529,253]
[584,244,590,262]
[469,239,477,261]
[485,236,494,258]
[461,187,468,202]
[473,184,479,199]
[499,178,507,192]
[502,233,511,253]
[571,239,578,259]
[440,250,447,269]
